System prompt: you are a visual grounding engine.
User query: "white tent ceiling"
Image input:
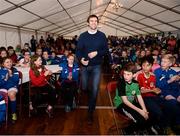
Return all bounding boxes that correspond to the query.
[0,0,180,37]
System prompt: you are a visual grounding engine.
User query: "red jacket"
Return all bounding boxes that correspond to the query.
[29,68,48,87]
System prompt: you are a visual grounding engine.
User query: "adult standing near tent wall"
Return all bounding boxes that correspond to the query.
[30,35,37,52]
[76,14,109,125]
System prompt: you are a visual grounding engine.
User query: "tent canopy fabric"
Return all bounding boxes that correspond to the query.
[0,0,180,37]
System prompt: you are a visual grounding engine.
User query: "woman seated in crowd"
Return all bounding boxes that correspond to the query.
[0,57,20,123]
[29,55,56,118]
[59,54,79,112]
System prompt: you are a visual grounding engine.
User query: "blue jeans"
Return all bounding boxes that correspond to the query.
[81,65,101,113]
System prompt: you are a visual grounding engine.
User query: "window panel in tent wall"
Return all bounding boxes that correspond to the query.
[20,31,35,47]
[0,29,6,47]
[0,28,19,49]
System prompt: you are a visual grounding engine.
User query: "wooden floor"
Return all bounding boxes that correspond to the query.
[0,73,128,135]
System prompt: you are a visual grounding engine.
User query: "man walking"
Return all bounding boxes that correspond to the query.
[76,15,109,124]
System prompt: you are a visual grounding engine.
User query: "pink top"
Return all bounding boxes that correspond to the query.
[152,63,160,72]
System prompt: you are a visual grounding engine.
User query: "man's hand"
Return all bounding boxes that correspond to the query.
[88,51,97,59]
[81,58,89,66]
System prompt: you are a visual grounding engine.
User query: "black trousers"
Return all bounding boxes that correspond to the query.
[61,81,78,107]
[31,84,56,108]
[117,102,152,132]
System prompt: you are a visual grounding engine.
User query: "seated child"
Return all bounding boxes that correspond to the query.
[16,50,31,67]
[0,57,19,123]
[154,54,180,103]
[29,55,56,118]
[50,51,61,65]
[59,54,79,112]
[114,62,150,134]
[42,51,52,65]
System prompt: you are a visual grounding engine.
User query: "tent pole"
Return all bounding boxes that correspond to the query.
[18,27,22,47]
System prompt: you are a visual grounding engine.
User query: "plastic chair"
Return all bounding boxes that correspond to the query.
[106,81,131,134]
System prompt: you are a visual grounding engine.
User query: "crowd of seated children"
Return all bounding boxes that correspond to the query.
[137,56,180,134]
[29,55,56,118]
[0,57,20,123]
[113,63,152,134]
[16,50,31,67]
[59,54,79,112]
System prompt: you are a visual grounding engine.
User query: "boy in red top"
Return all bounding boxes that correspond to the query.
[29,55,56,118]
[137,56,179,135]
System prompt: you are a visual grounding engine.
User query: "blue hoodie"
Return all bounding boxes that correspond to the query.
[59,62,79,84]
[0,67,19,90]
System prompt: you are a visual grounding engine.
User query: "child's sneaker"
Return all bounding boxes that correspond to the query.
[11,113,17,123]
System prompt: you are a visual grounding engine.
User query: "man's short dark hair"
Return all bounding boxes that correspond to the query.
[87,14,99,23]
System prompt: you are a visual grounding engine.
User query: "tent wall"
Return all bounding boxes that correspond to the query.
[0,27,19,48]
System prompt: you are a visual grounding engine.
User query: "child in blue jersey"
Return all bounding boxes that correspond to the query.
[59,54,79,112]
[0,57,19,123]
[154,54,180,104]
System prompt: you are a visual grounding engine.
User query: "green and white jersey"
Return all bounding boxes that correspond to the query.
[114,78,140,108]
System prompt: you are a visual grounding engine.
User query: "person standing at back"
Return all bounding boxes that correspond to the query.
[76,14,109,125]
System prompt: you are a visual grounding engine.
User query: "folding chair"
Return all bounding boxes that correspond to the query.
[28,81,48,117]
[28,74,57,117]
[106,81,131,134]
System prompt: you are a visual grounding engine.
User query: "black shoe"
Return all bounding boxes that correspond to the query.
[87,112,93,125]
[46,108,54,118]
[146,126,159,135]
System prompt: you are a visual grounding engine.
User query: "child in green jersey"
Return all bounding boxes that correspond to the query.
[114,62,152,134]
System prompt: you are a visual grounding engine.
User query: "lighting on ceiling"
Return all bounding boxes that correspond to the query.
[110,0,123,12]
